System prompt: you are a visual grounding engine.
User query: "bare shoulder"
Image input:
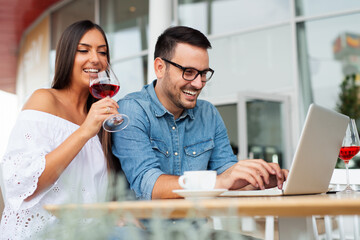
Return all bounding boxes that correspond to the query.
[22,89,59,114]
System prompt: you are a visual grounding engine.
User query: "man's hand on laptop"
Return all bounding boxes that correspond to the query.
[215,159,289,191]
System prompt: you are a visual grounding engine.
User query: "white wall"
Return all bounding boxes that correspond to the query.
[0,90,19,203]
[0,90,19,158]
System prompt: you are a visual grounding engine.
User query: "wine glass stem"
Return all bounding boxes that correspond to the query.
[345,162,350,188]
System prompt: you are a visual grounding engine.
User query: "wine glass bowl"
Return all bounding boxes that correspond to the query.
[338,119,360,194]
[339,146,360,164]
[89,76,119,99]
[89,64,129,132]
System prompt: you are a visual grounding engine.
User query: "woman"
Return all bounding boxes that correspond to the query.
[0,20,121,239]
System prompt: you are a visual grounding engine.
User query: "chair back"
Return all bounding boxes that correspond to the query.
[330,168,360,190]
[322,168,360,240]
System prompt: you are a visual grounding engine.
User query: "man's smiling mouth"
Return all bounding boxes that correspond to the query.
[183,90,196,96]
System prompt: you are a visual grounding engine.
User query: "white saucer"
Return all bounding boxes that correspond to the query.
[172,189,228,199]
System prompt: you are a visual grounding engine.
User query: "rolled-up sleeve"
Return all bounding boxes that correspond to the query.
[112,99,165,200]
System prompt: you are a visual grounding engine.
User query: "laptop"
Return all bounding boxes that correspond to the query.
[220,103,349,197]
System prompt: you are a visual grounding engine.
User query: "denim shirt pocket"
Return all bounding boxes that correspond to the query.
[184,139,214,169]
[150,138,170,158]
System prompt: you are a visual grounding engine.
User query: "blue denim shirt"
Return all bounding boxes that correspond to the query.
[112,80,237,200]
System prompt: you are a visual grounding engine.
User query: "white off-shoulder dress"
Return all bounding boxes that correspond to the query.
[0,110,108,239]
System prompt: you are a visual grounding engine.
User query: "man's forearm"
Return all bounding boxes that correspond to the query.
[152,174,183,199]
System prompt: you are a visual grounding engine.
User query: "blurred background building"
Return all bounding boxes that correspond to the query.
[1,0,360,169]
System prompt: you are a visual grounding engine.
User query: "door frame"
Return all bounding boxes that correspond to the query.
[237,91,292,169]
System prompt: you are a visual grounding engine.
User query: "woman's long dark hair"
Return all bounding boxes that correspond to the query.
[52,20,121,175]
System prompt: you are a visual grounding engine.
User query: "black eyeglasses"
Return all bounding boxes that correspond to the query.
[162,58,214,82]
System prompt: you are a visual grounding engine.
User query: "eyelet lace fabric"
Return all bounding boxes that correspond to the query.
[0,110,108,240]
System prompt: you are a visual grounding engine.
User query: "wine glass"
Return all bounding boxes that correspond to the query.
[89,63,129,132]
[338,119,360,194]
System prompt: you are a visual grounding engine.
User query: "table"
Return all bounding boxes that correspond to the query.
[44,193,360,240]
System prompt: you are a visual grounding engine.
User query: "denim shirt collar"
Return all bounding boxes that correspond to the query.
[146,80,195,120]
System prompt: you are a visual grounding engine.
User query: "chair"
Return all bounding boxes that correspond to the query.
[313,169,360,240]
[212,216,278,240]
[253,169,360,240]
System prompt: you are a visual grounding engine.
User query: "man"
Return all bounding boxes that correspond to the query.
[112,26,287,200]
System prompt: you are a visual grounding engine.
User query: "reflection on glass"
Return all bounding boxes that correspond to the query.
[296,0,360,17]
[178,0,208,34]
[201,25,293,99]
[51,0,95,49]
[178,0,290,35]
[210,0,290,34]
[216,104,238,156]
[246,100,284,168]
[111,56,147,101]
[297,13,360,111]
[50,0,95,86]
[100,0,149,59]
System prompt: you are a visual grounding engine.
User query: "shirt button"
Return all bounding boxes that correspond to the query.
[166,151,169,155]
[172,126,176,130]
[174,152,178,156]
[193,151,196,155]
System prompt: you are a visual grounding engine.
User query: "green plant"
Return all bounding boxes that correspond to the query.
[336,74,360,120]
[336,73,360,168]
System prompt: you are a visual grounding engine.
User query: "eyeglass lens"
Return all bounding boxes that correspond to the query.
[183,69,212,81]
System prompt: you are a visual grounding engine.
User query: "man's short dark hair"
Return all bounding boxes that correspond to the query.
[154,26,212,60]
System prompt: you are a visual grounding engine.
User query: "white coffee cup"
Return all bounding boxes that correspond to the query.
[178,170,217,190]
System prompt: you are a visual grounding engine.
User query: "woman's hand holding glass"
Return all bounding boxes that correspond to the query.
[88,63,129,132]
[79,97,119,138]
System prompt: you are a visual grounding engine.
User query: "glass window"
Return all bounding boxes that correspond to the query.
[214,99,291,169]
[178,0,208,34]
[111,56,147,101]
[51,0,95,50]
[216,104,238,156]
[297,13,360,111]
[211,0,290,34]
[297,13,360,169]
[296,0,360,17]
[100,0,149,60]
[178,0,290,35]
[201,25,293,99]
[246,100,285,167]
[236,92,292,168]
[50,0,95,83]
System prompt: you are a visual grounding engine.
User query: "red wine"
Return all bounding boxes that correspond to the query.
[89,83,120,99]
[339,146,360,163]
